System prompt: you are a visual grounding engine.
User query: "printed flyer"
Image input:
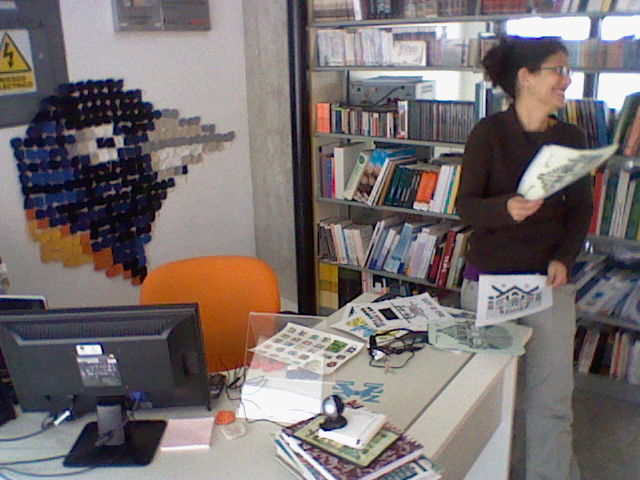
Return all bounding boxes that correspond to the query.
[476,274,552,326]
[331,292,453,340]
[250,323,364,374]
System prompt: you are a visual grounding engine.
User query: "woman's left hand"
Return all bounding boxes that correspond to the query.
[547,260,568,288]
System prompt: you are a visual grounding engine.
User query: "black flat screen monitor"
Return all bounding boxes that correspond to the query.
[0,303,211,467]
[0,294,47,312]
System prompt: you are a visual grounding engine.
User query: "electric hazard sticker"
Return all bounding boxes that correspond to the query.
[0,30,37,95]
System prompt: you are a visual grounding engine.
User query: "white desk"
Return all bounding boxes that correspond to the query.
[0,297,528,480]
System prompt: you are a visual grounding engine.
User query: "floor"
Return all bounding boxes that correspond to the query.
[573,388,640,480]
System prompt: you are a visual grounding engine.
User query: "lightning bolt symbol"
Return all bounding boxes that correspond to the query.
[3,41,13,68]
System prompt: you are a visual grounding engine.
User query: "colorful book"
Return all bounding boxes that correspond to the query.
[368,149,418,206]
[435,224,466,288]
[413,170,439,211]
[599,168,620,236]
[345,149,374,201]
[317,102,331,133]
[590,168,605,234]
[383,221,431,274]
[334,142,373,199]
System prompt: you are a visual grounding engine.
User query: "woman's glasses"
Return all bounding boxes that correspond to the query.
[539,65,572,77]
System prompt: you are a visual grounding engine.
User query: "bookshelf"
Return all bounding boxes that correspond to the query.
[290,2,640,400]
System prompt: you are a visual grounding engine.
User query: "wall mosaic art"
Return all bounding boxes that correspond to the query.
[11,79,235,285]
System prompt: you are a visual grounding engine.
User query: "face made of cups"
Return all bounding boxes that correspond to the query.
[12,80,235,284]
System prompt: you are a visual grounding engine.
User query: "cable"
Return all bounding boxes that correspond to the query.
[0,414,56,442]
[0,455,66,467]
[0,465,98,478]
[372,86,405,106]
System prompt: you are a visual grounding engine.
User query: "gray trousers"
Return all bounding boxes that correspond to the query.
[460,279,581,480]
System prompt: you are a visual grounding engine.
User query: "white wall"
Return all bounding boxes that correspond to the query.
[0,0,256,307]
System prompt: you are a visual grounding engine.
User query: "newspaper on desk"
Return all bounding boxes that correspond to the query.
[428,307,528,355]
[517,143,617,200]
[331,292,454,340]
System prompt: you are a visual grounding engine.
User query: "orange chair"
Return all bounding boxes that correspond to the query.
[140,256,280,372]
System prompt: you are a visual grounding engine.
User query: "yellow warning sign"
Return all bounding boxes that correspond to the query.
[0,32,31,73]
[0,30,36,95]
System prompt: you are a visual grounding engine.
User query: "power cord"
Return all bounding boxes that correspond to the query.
[0,409,71,442]
[0,465,98,479]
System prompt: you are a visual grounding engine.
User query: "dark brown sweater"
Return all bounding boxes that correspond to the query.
[456,104,593,274]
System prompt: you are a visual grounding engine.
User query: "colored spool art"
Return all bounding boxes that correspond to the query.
[11,79,235,285]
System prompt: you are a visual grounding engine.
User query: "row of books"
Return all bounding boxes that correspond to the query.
[318,263,437,312]
[590,161,640,240]
[402,100,476,143]
[588,93,640,238]
[614,91,640,157]
[573,255,640,322]
[479,0,528,12]
[474,81,509,120]
[575,322,640,385]
[316,28,500,68]
[317,102,400,139]
[319,142,463,213]
[312,0,474,21]
[312,0,639,21]
[276,412,443,480]
[353,146,423,205]
[318,216,472,289]
[564,37,640,70]
[567,0,640,12]
[316,100,476,144]
[518,0,640,11]
[557,99,612,148]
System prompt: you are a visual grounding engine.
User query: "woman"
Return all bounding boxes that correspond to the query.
[456,36,592,480]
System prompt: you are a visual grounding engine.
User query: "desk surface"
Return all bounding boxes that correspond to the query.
[0,296,524,480]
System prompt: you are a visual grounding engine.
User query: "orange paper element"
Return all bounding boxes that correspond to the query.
[106,264,124,277]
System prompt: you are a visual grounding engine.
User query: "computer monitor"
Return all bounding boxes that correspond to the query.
[0,303,210,467]
[0,294,47,311]
[0,295,47,409]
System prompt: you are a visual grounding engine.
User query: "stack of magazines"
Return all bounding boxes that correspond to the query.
[275,414,442,480]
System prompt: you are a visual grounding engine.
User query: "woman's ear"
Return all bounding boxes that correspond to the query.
[515,66,534,97]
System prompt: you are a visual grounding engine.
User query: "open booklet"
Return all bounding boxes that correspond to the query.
[517,143,618,200]
[427,307,529,355]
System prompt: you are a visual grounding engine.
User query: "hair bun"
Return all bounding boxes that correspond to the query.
[481,36,510,87]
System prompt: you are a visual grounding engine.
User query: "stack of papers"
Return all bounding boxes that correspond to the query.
[159,417,215,451]
[331,292,453,340]
[276,415,443,480]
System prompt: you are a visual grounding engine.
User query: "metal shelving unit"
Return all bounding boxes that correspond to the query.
[292,3,640,404]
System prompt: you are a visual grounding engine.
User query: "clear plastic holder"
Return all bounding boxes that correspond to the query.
[237,312,365,425]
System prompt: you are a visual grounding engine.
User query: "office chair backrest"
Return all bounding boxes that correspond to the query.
[140,256,281,372]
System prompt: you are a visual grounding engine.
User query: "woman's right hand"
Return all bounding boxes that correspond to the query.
[507,195,543,222]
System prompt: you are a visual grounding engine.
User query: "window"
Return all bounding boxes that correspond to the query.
[597,15,640,110]
[506,16,589,100]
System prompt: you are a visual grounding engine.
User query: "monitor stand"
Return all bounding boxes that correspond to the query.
[63,396,166,467]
